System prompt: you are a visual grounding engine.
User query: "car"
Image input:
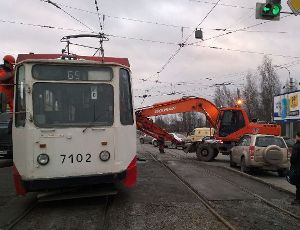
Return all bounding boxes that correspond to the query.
[230,134,290,176]
[282,136,294,160]
[139,134,154,144]
[152,138,158,147]
[187,128,215,142]
[167,133,188,149]
[152,133,187,149]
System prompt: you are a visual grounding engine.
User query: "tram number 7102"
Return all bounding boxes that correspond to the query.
[60,154,91,164]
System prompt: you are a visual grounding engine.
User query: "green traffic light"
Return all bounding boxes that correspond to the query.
[272,4,281,16]
[263,6,271,13]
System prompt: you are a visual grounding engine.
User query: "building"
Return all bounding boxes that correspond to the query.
[274,90,300,137]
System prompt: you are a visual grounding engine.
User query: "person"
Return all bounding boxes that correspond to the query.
[291,131,300,205]
[0,55,15,111]
[158,137,165,154]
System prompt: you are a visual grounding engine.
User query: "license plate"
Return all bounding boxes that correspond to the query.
[0,151,7,155]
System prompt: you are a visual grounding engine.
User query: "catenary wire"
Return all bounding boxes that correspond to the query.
[40,0,95,32]
[2,18,299,64]
[94,0,103,31]
[145,0,222,81]
[188,14,292,45]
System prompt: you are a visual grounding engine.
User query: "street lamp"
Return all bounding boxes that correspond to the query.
[274,65,295,92]
[281,66,291,80]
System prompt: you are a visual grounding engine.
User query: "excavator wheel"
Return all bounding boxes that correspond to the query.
[196,145,216,162]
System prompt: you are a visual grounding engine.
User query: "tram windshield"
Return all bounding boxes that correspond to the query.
[32,83,114,127]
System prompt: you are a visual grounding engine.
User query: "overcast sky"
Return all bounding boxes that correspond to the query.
[1,0,299,108]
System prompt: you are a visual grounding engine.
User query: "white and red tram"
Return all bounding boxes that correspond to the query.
[10,54,137,195]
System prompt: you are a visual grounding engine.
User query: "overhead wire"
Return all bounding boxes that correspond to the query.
[93,0,105,57]
[188,0,255,10]
[51,1,256,30]
[0,19,94,33]
[2,17,299,65]
[94,0,103,31]
[145,0,222,81]
[188,43,300,59]
[40,0,95,32]
[188,14,292,45]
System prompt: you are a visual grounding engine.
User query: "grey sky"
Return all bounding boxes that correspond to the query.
[1,0,299,108]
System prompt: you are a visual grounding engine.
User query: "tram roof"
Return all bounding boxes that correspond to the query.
[16,54,130,68]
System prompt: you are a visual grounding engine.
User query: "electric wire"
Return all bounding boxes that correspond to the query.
[2,16,296,36]
[189,43,300,59]
[50,1,255,30]
[145,0,222,81]
[0,18,180,46]
[94,0,103,31]
[188,0,254,10]
[0,19,93,33]
[4,17,298,71]
[40,0,95,32]
[188,14,292,45]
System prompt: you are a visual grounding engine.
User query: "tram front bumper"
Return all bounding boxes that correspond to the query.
[22,171,127,192]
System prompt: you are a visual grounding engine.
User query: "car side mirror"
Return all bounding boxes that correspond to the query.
[0,93,7,113]
[251,118,258,122]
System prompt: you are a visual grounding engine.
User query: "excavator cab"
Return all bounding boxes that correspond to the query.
[218,109,245,137]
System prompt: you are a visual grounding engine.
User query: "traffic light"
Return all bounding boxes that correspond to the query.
[256,0,282,21]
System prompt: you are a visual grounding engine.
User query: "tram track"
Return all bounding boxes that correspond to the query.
[147,150,236,230]
[196,164,300,221]
[3,192,115,230]
[147,146,300,229]
[4,200,37,230]
[164,147,300,221]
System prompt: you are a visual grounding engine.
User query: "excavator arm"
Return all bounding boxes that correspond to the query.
[135,97,220,144]
[136,97,220,128]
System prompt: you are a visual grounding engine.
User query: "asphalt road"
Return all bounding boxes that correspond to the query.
[1,142,299,230]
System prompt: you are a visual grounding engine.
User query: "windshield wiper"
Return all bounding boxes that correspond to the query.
[82,114,108,133]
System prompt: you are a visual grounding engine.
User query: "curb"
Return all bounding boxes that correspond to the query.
[219,165,296,196]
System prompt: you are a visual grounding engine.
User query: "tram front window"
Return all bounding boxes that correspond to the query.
[33,83,114,127]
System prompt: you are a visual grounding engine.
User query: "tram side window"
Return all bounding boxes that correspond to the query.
[15,65,26,127]
[119,69,134,125]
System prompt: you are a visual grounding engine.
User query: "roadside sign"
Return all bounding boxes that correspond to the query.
[287,0,300,15]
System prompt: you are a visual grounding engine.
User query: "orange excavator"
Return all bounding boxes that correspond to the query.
[136,96,281,161]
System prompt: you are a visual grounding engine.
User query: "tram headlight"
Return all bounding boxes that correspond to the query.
[37,154,49,165]
[99,151,110,162]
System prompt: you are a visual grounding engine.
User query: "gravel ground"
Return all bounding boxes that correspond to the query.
[212,200,300,230]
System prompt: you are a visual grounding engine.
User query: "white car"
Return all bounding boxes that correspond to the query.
[230,134,290,176]
[152,133,187,149]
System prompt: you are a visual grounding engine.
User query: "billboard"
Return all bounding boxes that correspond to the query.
[274,91,300,121]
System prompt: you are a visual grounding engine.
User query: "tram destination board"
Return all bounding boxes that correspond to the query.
[32,64,113,81]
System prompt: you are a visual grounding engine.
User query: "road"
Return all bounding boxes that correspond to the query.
[0,142,299,230]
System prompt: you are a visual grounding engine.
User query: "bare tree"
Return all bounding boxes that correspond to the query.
[214,87,223,107]
[242,72,261,120]
[258,56,281,122]
[213,85,235,107]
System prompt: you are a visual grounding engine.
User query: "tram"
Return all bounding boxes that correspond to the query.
[1,53,137,195]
